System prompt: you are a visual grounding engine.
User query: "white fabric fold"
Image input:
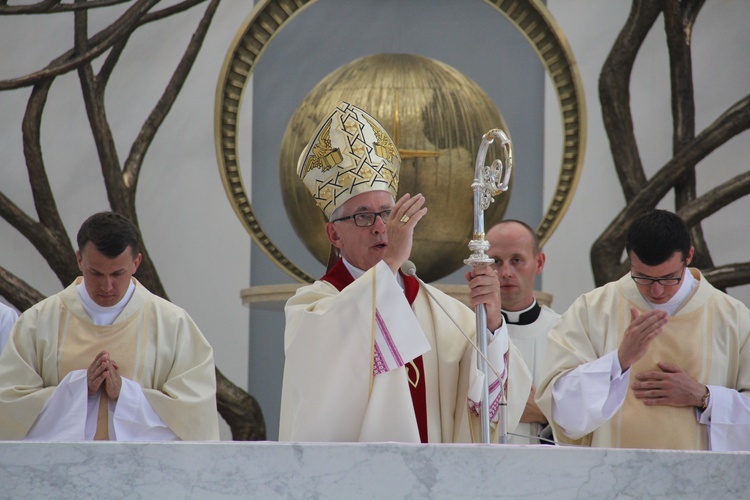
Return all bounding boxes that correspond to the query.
[25,370,89,441]
[467,322,509,423]
[371,283,432,375]
[698,385,750,451]
[551,350,630,439]
[24,369,178,441]
[343,259,430,375]
[113,378,179,441]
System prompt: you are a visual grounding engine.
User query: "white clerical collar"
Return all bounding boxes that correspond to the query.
[502,299,538,324]
[342,258,405,290]
[644,268,698,316]
[77,278,136,326]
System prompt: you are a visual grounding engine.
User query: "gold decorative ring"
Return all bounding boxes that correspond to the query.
[400,215,410,223]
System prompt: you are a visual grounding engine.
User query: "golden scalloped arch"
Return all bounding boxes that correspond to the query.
[215,0,585,283]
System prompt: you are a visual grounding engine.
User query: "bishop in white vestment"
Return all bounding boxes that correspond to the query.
[279,102,531,443]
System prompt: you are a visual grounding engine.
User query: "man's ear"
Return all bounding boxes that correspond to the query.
[133,252,143,272]
[685,246,695,266]
[535,252,546,275]
[325,223,343,249]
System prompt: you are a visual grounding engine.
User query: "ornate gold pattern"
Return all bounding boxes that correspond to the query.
[299,120,341,176]
[297,102,401,218]
[215,0,585,283]
[364,116,399,162]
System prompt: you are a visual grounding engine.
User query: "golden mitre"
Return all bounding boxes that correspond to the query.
[297,101,400,219]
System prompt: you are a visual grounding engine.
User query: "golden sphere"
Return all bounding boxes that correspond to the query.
[280,53,512,282]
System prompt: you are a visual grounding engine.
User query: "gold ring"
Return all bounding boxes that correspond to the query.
[400,215,410,223]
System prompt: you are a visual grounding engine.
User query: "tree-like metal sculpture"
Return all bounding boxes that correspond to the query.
[0,0,265,441]
[592,0,750,288]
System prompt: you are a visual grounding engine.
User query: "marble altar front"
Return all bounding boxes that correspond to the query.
[1,441,747,499]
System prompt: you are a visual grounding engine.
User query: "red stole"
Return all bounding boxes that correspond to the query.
[322,259,429,443]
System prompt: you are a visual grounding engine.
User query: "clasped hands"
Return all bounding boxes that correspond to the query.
[87,350,122,400]
[619,307,706,408]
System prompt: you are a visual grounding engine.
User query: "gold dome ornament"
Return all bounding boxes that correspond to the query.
[216,0,586,284]
[281,54,511,282]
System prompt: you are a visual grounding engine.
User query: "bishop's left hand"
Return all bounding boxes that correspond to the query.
[632,361,706,407]
[464,264,503,331]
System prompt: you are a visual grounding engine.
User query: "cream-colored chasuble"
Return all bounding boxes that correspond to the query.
[0,278,219,441]
[58,306,148,440]
[536,269,750,450]
[280,261,531,443]
[615,306,709,449]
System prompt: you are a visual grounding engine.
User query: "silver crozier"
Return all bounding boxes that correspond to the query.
[464,128,513,444]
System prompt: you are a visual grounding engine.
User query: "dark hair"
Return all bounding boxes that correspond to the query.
[625,210,691,265]
[77,212,141,258]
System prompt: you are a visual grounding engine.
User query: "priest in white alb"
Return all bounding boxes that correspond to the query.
[279,101,532,443]
[0,212,219,441]
[536,210,750,451]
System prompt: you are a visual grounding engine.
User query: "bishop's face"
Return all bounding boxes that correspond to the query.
[325,191,394,271]
[77,242,142,307]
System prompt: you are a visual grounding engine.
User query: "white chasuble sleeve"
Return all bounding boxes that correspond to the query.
[699,386,750,451]
[413,285,531,442]
[113,378,179,441]
[280,261,429,442]
[551,350,630,439]
[467,323,510,423]
[23,371,179,441]
[24,370,90,441]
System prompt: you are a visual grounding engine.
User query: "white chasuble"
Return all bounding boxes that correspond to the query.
[536,269,750,450]
[0,278,219,441]
[279,260,531,443]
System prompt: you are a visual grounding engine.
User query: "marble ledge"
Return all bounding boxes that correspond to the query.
[1,441,748,499]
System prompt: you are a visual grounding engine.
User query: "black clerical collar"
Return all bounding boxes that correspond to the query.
[502,300,541,325]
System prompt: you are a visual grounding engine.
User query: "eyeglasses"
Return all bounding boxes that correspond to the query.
[331,210,392,227]
[631,266,685,287]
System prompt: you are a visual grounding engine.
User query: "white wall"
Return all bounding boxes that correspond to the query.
[543,1,750,313]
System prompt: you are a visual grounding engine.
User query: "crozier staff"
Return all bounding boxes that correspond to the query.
[279,101,531,443]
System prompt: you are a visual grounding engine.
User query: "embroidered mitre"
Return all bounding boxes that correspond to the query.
[297,101,400,218]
